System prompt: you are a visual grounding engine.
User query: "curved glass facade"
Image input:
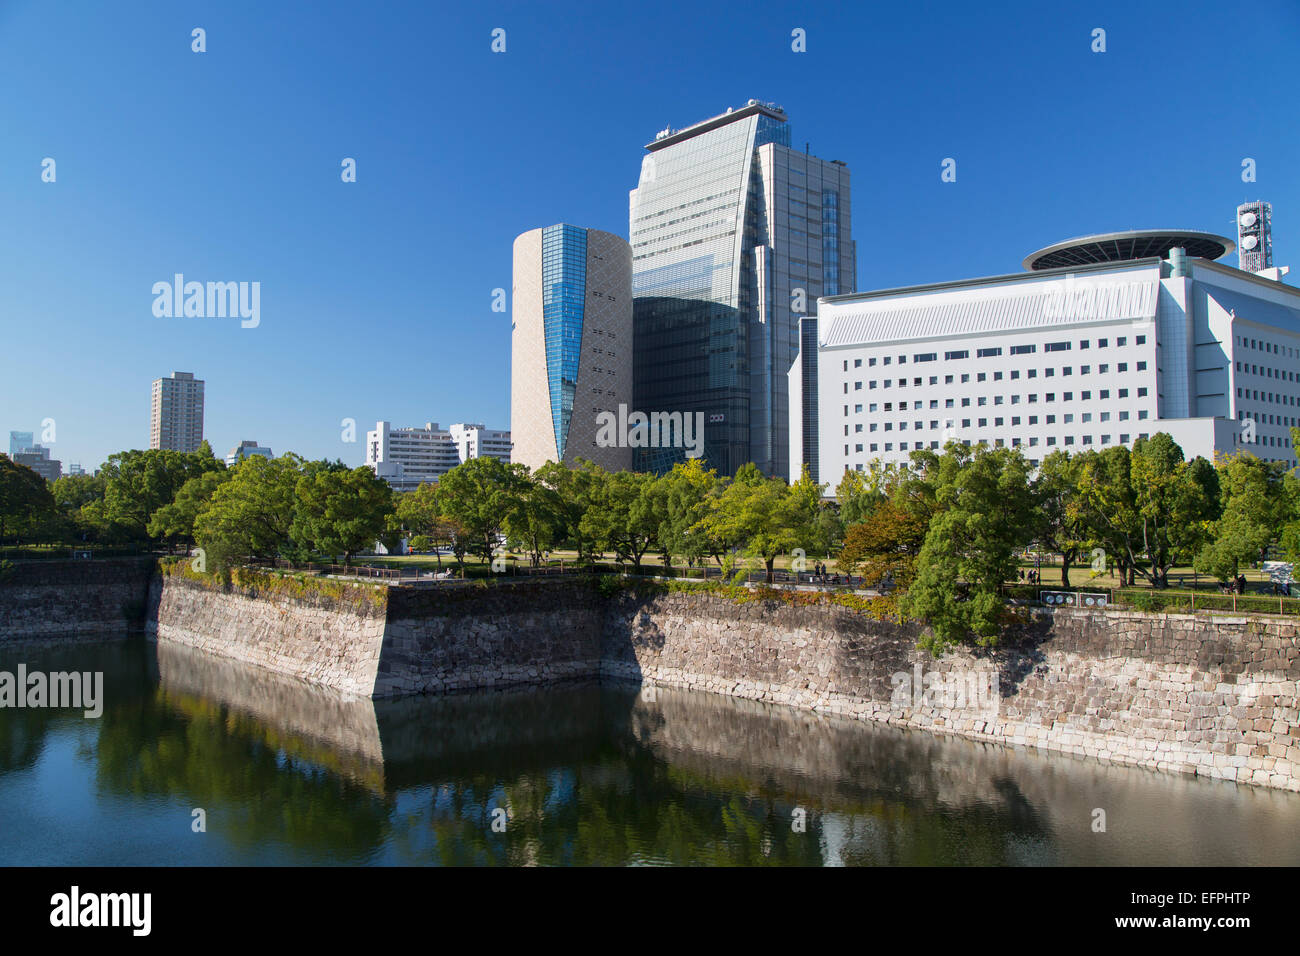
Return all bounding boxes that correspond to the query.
[630,104,855,478]
[542,224,587,461]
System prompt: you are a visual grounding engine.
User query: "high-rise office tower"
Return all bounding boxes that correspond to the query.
[511,224,633,473]
[629,100,855,477]
[150,371,205,452]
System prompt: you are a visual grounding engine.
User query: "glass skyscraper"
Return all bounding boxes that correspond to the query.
[511,224,633,473]
[629,100,855,477]
[542,224,588,461]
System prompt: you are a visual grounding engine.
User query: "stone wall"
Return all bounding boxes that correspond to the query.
[602,589,1300,792]
[376,583,605,697]
[146,573,386,697]
[0,557,155,641]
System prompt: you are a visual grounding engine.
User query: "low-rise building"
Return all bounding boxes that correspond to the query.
[366,421,511,492]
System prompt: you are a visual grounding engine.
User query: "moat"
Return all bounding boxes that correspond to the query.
[2,636,1299,866]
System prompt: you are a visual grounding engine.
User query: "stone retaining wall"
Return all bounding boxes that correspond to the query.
[0,557,155,640]
[146,573,386,697]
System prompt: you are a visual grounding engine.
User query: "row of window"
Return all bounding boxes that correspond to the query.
[1236,361,1298,382]
[843,387,1149,415]
[1236,334,1298,358]
[845,335,1146,369]
[1236,410,1298,428]
[845,363,1147,392]
[844,409,1150,435]
[847,433,1148,455]
[1236,387,1296,406]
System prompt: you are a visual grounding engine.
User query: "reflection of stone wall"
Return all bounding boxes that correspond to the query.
[155,640,386,790]
[604,591,1300,792]
[147,574,385,696]
[0,558,155,640]
[628,685,1300,866]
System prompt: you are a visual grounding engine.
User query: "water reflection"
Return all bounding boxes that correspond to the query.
[1,636,1298,866]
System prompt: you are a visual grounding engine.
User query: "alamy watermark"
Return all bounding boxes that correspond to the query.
[595,404,705,458]
[0,664,103,718]
[152,274,260,328]
[890,663,999,718]
[50,886,150,936]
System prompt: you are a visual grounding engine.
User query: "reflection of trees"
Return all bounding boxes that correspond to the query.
[94,688,393,861]
[0,637,155,775]
[384,760,830,866]
[0,708,58,775]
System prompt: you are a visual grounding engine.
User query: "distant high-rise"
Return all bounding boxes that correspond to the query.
[511,224,633,473]
[8,431,34,457]
[629,100,856,477]
[224,440,273,468]
[150,372,205,452]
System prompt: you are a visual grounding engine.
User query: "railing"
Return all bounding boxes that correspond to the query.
[1002,582,1299,617]
[0,546,151,561]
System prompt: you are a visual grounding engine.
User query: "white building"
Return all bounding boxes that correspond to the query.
[224,440,273,468]
[366,421,511,492]
[791,231,1300,482]
[150,371,205,452]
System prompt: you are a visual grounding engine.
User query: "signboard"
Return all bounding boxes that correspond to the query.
[1040,590,1108,608]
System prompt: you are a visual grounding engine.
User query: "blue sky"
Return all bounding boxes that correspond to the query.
[2,0,1297,470]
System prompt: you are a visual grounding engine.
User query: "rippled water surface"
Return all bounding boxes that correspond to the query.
[2,637,1299,866]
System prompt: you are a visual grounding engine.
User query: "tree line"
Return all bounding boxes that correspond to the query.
[3,428,1299,654]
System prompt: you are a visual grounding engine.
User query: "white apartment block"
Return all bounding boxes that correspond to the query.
[791,238,1300,482]
[150,371,205,452]
[366,421,511,492]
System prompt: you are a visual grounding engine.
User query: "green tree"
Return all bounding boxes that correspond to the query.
[696,466,818,582]
[1130,435,1219,587]
[436,456,529,564]
[1074,446,1142,586]
[393,483,463,571]
[193,454,304,569]
[291,466,395,566]
[504,469,566,568]
[1034,450,1091,587]
[901,445,1036,655]
[837,496,930,588]
[102,442,224,541]
[835,464,889,526]
[0,454,58,543]
[579,468,660,571]
[50,472,106,514]
[1195,452,1288,582]
[655,458,721,569]
[147,470,231,549]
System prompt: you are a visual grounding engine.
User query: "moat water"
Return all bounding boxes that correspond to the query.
[2,636,1299,866]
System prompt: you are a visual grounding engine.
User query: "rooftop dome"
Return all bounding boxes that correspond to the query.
[1023,229,1234,271]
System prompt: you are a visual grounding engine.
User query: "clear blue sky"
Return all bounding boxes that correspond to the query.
[3,0,1297,470]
